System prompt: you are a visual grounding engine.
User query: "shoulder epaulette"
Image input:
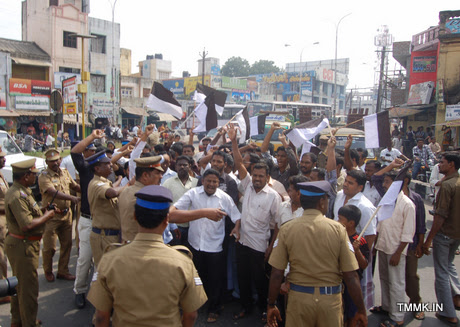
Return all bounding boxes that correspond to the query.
[171,245,193,260]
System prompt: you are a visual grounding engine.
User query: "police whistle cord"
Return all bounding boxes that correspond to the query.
[357,206,381,241]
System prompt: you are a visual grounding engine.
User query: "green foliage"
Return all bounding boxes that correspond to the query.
[249,60,281,75]
[221,57,251,77]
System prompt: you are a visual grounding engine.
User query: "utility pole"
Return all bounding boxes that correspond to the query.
[376,46,386,113]
[199,48,208,85]
[374,25,393,113]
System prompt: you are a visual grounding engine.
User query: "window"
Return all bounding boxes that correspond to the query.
[49,0,58,6]
[121,87,133,98]
[143,88,150,98]
[91,34,106,54]
[322,98,328,105]
[158,71,170,80]
[91,74,105,93]
[59,67,80,74]
[323,83,328,94]
[63,31,77,48]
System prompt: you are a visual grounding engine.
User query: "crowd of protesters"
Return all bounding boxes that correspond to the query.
[2,120,460,327]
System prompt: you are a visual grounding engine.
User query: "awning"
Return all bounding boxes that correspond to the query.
[121,107,147,117]
[12,57,52,67]
[63,114,92,126]
[94,114,112,119]
[389,107,424,118]
[14,110,50,116]
[0,110,19,117]
[154,112,178,121]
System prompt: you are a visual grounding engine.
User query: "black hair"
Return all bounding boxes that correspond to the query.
[384,170,398,181]
[140,152,154,158]
[338,204,362,226]
[302,152,318,163]
[260,158,274,172]
[357,148,368,159]
[336,156,344,167]
[176,155,192,165]
[226,155,234,168]
[203,168,220,180]
[442,152,460,170]
[349,149,360,164]
[300,193,327,210]
[13,171,29,181]
[404,172,412,184]
[154,144,165,154]
[211,151,228,164]
[135,166,155,181]
[246,153,261,165]
[123,161,129,170]
[170,142,183,156]
[365,160,381,170]
[276,146,287,155]
[288,175,309,191]
[347,169,367,187]
[183,144,194,152]
[135,204,169,229]
[144,143,152,151]
[252,162,269,176]
[311,167,326,181]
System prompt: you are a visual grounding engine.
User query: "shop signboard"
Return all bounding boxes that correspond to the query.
[407,81,434,105]
[62,76,77,114]
[9,78,51,96]
[184,76,210,96]
[54,72,81,89]
[162,79,185,96]
[446,104,460,122]
[222,77,247,89]
[446,18,460,34]
[15,95,49,110]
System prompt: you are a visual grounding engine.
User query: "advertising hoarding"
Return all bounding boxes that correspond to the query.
[54,72,81,89]
[407,81,434,105]
[409,50,437,88]
[15,96,49,110]
[62,76,77,114]
[222,77,247,89]
[446,104,460,121]
[184,76,211,96]
[162,79,185,96]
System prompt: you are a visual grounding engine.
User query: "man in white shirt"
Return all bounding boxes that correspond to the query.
[333,169,377,310]
[45,132,55,148]
[171,169,240,323]
[380,144,403,165]
[363,160,382,207]
[229,124,281,320]
[374,170,415,326]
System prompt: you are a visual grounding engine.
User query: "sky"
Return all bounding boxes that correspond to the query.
[0,0,458,89]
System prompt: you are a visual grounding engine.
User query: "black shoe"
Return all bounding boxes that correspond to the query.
[429,209,435,215]
[75,293,86,309]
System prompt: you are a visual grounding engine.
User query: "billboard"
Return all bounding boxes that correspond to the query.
[162,79,185,96]
[446,18,460,34]
[9,78,51,96]
[62,76,77,114]
[407,81,434,105]
[184,76,211,96]
[446,104,460,121]
[409,50,437,88]
[15,96,49,110]
[54,72,81,89]
[222,76,247,89]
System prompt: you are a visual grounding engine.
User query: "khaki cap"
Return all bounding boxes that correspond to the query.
[134,156,164,172]
[45,149,61,161]
[12,158,40,173]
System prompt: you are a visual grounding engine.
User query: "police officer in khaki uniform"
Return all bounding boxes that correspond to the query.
[5,158,56,327]
[267,181,367,327]
[87,150,126,267]
[88,185,207,327]
[0,149,10,304]
[118,155,163,243]
[39,149,81,282]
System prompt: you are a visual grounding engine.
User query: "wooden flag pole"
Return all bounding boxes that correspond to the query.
[357,206,381,241]
[336,117,365,131]
[223,112,241,128]
[326,120,334,138]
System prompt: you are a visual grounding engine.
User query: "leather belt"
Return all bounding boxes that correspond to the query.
[290,283,342,295]
[92,227,120,236]
[81,213,92,219]
[8,233,42,241]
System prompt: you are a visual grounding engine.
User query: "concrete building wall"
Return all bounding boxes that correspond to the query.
[120,48,131,76]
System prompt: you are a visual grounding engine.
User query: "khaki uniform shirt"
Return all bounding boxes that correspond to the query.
[0,171,9,227]
[269,209,358,286]
[118,181,144,243]
[38,167,77,220]
[88,233,207,326]
[436,172,460,239]
[5,181,43,236]
[88,175,120,230]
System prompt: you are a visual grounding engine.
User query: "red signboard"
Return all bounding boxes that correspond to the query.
[9,78,31,95]
[31,80,51,96]
[409,50,438,88]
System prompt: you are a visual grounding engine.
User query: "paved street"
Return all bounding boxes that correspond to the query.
[0,198,459,326]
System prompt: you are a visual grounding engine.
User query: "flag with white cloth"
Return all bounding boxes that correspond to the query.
[364,110,391,149]
[377,160,412,221]
[194,83,227,116]
[285,117,329,148]
[235,107,268,143]
[146,82,183,119]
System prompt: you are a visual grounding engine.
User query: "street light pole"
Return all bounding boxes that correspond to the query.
[333,13,351,119]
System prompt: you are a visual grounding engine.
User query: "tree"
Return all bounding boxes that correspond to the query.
[221,57,250,77]
[249,60,281,75]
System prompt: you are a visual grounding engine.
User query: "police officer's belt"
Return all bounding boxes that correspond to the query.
[290,283,342,295]
[8,233,42,241]
[92,227,120,236]
[81,213,92,219]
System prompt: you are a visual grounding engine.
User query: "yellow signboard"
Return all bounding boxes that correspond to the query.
[64,102,77,114]
[184,75,211,96]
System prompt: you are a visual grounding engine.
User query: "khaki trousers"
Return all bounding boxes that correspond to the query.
[5,235,41,327]
[286,288,343,327]
[0,216,7,279]
[42,213,73,275]
[89,232,119,267]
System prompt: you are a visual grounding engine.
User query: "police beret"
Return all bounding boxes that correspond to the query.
[45,148,60,161]
[135,185,173,210]
[298,181,332,196]
[85,143,97,151]
[134,156,164,172]
[85,150,111,166]
[12,158,40,173]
